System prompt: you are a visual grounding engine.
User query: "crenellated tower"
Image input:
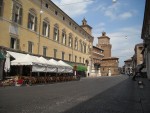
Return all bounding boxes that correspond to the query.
[97,32,112,58]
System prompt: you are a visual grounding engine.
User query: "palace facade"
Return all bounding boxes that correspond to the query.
[0,0,93,79]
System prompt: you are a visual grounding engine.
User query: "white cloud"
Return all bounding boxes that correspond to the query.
[93,23,105,35]
[119,12,133,19]
[92,22,106,46]
[93,2,135,20]
[108,27,143,66]
[52,0,93,17]
[93,26,143,66]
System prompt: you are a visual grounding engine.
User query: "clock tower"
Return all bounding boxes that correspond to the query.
[97,32,112,58]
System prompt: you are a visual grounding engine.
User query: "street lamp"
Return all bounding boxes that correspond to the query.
[112,0,117,3]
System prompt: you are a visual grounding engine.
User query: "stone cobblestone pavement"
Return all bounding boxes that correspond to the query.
[0,75,150,113]
[62,76,150,113]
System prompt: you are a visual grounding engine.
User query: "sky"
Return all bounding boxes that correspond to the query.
[52,0,145,67]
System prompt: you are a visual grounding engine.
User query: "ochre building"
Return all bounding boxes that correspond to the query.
[0,0,94,78]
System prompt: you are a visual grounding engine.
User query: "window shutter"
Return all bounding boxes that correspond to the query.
[65,33,67,45]
[27,13,30,28]
[72,38,73,48]
[34,16,37,32]
[42,21,44,35]
[12,2,16,22]
[16,39,20,50]
[62,33,63,43]
[58,29,59,42]
[19,8,22,25]
[48,24,50,37]
[53,27,55,40]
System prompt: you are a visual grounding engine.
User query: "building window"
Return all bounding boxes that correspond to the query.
[69,22,71,26]
[28,41,33,53]
[83,58,85,64]
[42,20,50,37]
[54,49,57,58]
[80,41,83,52]
[28,9,37,31]
[12,1,22,24]
[69,54,71,62]
[43,46,47,56]
[55,10,58,15]
[79,57,81,63]
[45,3,48,8]
[69,37,72,47]
[83,43,86,53]
[10,37,20,50]
[75,56,77,63]
[68,34,73,47]
[62,52,65,60]
[63,16,65,20]
[0,0,3,17]
[53,24,59,42]
[62,31,66,45]
[75,38,78,50]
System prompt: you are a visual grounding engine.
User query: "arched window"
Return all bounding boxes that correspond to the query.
[83,42,86,53]
[42,18,50,37]
[80,40,83,52]
[12,0,23,24]
[53,23,59,42]
[28,8,37,31]
[68,33,73,48]
[74,37,78,50]
[62,29,66,45]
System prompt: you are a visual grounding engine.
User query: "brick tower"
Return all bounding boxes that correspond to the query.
[97,32,112,58]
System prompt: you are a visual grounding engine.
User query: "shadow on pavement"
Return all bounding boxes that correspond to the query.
[62,78,150,113]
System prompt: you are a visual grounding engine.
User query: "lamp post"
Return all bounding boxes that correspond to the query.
[112,0,117,3]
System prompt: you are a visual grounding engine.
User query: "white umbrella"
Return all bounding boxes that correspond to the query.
[4,53,10,72]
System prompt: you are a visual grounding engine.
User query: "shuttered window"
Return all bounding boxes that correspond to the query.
[62,32,66,45]
[28,11,37,32]
[10,37,20,50]
[75,38,78,50]
[54,49,57,58]
[42,21,50,37]
[28,41,33,53]
[62,52,65,60]
[43,46,47,56]
[53,27,59,42]
[12,1,22,24]
[68,36,73,48]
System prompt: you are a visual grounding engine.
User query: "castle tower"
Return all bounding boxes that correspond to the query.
[81,18,92,35]
[97,32,112,58]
